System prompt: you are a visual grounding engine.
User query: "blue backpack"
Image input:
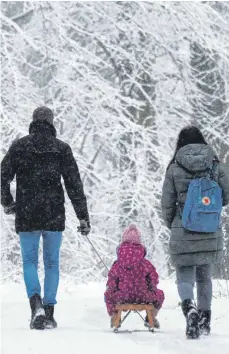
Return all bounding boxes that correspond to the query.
[182,162,222,233]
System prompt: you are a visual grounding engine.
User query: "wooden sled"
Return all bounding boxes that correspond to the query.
[111,304,155,332]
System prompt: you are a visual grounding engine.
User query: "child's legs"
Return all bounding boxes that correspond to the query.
[143,290,164,316]
[153,307,159,318]
[104,291,118,316]
[153,289,165,310]
[105,290,134,316]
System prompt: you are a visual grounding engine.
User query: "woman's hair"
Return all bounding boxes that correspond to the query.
[166,126,208,171]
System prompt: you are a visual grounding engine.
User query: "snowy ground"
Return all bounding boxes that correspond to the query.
[1,280,229,354]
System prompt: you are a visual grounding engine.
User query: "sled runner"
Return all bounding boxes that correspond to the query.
[111,304,155,332]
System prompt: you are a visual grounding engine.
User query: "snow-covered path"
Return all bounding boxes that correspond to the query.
[1,281,229,354]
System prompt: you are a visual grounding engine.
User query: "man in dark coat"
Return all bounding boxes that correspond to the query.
[1,106,90,329]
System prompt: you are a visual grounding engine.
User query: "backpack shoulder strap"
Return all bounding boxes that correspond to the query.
[208,159,219,180]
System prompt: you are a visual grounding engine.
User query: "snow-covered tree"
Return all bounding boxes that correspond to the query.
[1,1,229,284]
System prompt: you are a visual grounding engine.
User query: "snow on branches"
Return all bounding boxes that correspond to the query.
[1,1,229,284]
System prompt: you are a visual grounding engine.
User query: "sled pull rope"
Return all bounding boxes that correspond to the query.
[85,234,110,272]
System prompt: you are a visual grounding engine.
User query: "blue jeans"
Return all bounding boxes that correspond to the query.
[176,264,213,310]
[19,231,62,305]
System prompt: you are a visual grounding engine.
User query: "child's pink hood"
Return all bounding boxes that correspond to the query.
[117,242,146,268]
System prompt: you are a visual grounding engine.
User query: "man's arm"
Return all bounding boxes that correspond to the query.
[61,144,90,223]
[1,143,17,211]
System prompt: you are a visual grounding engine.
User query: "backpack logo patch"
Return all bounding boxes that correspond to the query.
[181,172,223,233]
[202,196,211,206]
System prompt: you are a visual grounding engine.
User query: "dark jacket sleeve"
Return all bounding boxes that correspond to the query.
[61,144,89,222]
[218,162,229,206]
[1,143,17,208]
[161,165,177,229]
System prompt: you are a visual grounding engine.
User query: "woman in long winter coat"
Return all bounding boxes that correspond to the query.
[161,126,229,339]
[104,224,164,328]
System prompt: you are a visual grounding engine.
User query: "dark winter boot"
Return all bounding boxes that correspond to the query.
[44,305,57,329]
[199,310,211,335]
[30,294,46,330]
[181,299,200,339]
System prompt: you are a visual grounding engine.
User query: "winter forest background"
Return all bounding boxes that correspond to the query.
[1,2,229,289]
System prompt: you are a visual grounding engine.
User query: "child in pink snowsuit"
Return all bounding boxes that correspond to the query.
[104,224,164,323]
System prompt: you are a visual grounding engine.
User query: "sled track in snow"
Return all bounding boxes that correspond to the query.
[1,281,229,354]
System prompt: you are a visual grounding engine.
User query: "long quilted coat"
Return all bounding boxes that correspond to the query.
[104,242,164,316]
[161,144,229,266]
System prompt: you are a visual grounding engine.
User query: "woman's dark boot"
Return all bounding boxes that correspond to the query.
[199,310,211,335]
[44,305,57,329]
[181,299,200,339]
[30,294,46,330]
